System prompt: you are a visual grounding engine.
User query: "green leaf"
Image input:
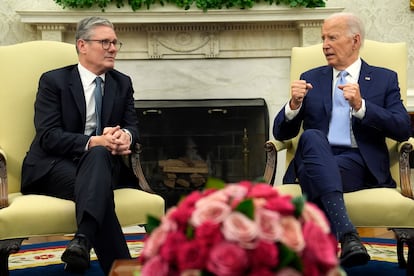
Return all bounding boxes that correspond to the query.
[235,198,254,219]
[277,243,303,271]
[53,0,327,12]
[291,195,306,218]
[186,224,195,239]
[145,214,161,234]
[205,177,226,190]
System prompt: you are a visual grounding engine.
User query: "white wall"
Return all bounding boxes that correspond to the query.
[2,0,414,91]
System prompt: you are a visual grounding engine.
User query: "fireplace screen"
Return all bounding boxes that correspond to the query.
[135,98,269,207]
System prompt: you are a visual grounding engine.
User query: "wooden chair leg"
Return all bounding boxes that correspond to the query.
[0,238,25,276]
[390,228,414,276]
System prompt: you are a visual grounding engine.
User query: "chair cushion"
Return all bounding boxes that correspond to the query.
[0,188,164,240]
[275,184,414,228]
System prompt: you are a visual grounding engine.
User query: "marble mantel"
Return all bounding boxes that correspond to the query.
[17,7,343,60]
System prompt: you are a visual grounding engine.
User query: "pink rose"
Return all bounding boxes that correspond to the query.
[275,268,302,276]
[141,255,169,276]
[279,216,305,252]
[255,207,283,242]
[206,242,249,276]
[140,226,169,260]
[301,221,338,275]
[222,184,248,200]
[195,190,229,208]
[191,200,231,227]
[222,212,258,249]
[301,202,331,234]
[177,239,209,271]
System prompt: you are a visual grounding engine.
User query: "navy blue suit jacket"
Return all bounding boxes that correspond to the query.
[273,59,411,188]
[21,64,139,192]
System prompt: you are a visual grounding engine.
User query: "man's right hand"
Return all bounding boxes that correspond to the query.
[88,126,132,156]
[290,80,313,110]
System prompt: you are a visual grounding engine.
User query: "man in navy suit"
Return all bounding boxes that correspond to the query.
[273,12,411,267]
[21,17,139,274]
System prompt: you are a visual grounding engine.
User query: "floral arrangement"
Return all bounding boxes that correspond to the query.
[54,0,326,12]
[139,179,340,276]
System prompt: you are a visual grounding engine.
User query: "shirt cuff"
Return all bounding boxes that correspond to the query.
[285,101,301,121]
[352,99,366,119]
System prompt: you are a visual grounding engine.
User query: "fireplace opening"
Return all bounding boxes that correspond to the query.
[135,98,269,208]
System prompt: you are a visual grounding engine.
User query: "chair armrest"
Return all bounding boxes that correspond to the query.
[263,140,293,184]
[130,143,155,194]
[0,146,8,208]
[399,138,414,199]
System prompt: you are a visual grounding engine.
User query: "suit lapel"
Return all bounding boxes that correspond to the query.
[102,72,117,127]
[358,59,373,99]
[321,67,334,117]
[69,67,87,124]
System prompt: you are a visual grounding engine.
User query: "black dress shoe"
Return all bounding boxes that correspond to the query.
[339,232,370,267]
[61,234,91,273]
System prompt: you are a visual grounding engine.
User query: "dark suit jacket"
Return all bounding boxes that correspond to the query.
[21,64,139,192]
[273,59,411,188]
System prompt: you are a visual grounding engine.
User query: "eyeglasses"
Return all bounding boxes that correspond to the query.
[84,39,122,51]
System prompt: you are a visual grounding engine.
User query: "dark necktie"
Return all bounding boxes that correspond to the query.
[94,77,103,135]
[327,71,351,146]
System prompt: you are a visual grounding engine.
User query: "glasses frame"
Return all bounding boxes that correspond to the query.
[83,39,122,51]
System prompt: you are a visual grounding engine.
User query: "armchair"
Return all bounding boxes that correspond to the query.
[0,41,164,275]
[264,40,414,274]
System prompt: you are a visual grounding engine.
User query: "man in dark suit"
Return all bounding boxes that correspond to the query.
[273,12,411,267]
[21,17,139,274]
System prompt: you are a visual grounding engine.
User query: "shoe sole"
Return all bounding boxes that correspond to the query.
[340,249,370,267]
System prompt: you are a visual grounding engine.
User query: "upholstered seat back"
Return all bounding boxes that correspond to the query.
[0,41,78,194]
[286,40,408,187]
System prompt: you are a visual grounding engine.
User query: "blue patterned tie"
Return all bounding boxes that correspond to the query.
[94,77,103,135]
[327,71,351,146]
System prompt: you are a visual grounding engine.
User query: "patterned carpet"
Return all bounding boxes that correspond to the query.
[8,236,408,275]
[9,234,145,274]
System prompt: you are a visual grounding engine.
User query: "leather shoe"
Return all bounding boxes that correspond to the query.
[340,232,370,267]
[61,234,91,273]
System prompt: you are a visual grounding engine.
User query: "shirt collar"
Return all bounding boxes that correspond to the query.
[333,57,361,83]
[77,63,106,87]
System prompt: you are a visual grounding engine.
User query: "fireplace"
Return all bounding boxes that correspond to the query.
[135,98,268,206]
[18,6,342,188]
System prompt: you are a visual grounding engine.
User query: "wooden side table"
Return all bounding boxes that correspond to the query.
[109,259,141,276]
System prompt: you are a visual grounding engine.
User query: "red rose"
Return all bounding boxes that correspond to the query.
[264,195,296,216]
[206,242,249,276]
[177,239,209,271]
[301,221,338,275]
[247,183,280,201]
[195,221,224,246]
[141,255,169,276]
[249,240,279,269]
[159,231,187,264]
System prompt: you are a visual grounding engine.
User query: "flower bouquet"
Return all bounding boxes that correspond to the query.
[139,179,341,276]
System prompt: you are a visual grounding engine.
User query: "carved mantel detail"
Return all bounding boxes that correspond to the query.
[17,7,343,60]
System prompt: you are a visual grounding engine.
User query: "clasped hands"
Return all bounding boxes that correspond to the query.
[289,80,363,111]
[89,126,132,155]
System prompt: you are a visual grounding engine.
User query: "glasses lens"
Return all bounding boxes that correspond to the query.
[101,40,111,50]
[116,42,122,51]
[101,40,122,51]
